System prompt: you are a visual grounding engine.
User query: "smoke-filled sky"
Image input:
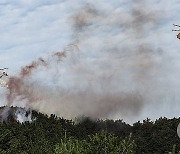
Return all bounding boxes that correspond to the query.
[0,0,180,124]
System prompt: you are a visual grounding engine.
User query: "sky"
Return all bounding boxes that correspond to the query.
[0,0,180,124]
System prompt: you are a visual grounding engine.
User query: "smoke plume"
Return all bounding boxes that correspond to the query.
[0,106,32,123]
[4,1,166,123]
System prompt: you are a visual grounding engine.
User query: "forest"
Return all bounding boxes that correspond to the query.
[0,106,179,154]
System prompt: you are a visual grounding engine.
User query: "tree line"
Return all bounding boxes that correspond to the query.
[0,106,179,153]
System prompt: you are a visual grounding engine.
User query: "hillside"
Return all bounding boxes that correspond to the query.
[0,106,179,153]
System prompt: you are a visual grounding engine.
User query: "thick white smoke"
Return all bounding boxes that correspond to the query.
[0,106,32,123]
[15,108,32,123]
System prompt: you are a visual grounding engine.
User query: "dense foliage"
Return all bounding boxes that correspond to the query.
[0,106,179,153]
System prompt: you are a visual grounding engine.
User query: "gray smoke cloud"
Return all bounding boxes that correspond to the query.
[5,1,168,123]
[0,106,10,122]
